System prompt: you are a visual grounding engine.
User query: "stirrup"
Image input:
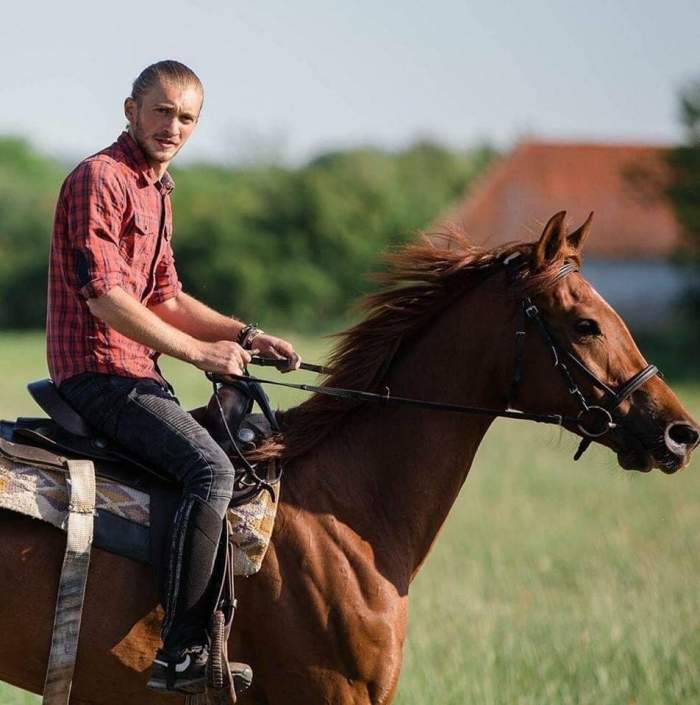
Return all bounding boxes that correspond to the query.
[206,609,253,701]
[229,662,253,694]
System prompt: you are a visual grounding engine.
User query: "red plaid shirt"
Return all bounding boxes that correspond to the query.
[47,132,182,385]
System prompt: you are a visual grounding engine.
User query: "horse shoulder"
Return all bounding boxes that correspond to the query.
[235,456,409,704]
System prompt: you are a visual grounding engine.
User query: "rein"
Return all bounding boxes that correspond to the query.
[212,255,659,462]
[213,369,585,428]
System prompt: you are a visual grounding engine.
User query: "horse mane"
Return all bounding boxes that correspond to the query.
[253,228,569,464]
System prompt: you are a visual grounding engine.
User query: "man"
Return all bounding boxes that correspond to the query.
[46,60,299,695]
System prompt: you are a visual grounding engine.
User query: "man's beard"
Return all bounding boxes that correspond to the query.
[130,115,175,165]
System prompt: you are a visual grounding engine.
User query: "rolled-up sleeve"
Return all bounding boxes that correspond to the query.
[148,238,182,306]
[64,160,129,300]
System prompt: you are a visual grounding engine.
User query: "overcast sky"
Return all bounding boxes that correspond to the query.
[1,0,697,165]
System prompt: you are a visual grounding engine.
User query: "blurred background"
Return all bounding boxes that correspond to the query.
[0,2,698,703]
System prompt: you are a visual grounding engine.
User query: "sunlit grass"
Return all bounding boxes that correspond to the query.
[399,413,700,705]
[1,331,699,705]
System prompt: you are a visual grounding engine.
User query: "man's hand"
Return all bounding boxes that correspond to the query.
[193,340,252,376]
[250,333,302,372]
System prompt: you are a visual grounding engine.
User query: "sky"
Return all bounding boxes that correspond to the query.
[0,0,698,165]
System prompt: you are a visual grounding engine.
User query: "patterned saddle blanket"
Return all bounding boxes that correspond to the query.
[0,451,279,577]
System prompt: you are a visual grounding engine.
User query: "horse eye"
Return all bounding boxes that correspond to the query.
[574,319,600,337]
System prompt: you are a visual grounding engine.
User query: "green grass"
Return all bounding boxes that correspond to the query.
[0,330,332,419]
[1,331,699,705]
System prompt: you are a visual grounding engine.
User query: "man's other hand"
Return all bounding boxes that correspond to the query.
[194,340,252,376]
[250,334,302,372]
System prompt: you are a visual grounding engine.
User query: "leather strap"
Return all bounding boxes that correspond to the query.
[0,436,67,470]
[42,459,96,705]
[507,301,527,409]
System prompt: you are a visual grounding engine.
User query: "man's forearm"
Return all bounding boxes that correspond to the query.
[87,287,204,364]
[149,291,246,342]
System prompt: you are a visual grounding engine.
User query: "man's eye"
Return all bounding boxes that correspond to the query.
[574,319,600,337]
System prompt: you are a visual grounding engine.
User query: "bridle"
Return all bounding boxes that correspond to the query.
[211,254,660,462]
[502,252,659,460]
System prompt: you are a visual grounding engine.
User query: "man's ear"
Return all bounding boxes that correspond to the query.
[532,211,568,270]
[124,97,136,125]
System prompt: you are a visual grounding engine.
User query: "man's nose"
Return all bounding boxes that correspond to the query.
[162,115,179,135]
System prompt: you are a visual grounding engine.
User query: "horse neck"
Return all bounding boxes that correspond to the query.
[306,274,515,580]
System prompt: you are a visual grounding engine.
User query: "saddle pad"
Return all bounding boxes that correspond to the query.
[0,456,280,576]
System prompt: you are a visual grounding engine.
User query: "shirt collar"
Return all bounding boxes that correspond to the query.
[117,131,175,194]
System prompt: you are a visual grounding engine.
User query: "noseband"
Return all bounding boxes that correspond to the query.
[503,253,659,460]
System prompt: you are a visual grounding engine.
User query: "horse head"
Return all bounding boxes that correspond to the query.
[512,210,698,473]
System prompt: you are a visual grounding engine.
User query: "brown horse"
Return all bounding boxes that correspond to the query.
[0,212,697,705]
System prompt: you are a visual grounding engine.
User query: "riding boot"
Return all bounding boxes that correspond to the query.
[161,494,224,653]
[146,495,224,694]
[149,494,253,697]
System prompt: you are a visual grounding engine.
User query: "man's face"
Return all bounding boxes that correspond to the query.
[124,79,202,169]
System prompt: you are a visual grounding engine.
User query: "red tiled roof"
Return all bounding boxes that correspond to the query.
[443,140,682,258]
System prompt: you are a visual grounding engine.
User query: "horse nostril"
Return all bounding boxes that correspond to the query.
[666,422,700,449]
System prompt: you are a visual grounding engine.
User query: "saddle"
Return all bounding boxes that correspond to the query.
[18,378,278,500]
[0,377,280,705]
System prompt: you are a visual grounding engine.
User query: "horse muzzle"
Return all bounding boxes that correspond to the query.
[616,419,699,474]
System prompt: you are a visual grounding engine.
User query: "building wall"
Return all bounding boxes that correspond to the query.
[581,259,689,329]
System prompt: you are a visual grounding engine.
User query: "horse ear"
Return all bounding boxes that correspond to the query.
[533,211,568,270]
[567,211,593,253]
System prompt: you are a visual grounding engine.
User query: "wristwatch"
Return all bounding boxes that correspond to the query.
[237,324,264,350]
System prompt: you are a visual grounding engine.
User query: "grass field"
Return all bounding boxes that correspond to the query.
[1,331,699,705]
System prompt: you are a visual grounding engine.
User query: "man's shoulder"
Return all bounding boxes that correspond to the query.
[62,141,133,193]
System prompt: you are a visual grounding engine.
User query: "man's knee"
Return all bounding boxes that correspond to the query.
[208,451,236,503]
[181,442,235,510]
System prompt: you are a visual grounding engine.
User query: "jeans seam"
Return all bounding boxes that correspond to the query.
[128,395,219,503]
[209,491,233,499]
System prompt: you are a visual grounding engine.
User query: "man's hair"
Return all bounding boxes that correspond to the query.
[131,60,203,104]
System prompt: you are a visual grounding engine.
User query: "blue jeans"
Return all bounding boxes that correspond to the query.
[60,372,235,650]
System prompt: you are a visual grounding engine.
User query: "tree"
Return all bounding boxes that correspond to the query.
[664,78,700,357]
[0,137,494,331]
[666,79,700,255]
[0,138,63,327]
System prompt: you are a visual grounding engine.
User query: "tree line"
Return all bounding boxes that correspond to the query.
[665,78,700,346]
[1,77,697,350]
[0,138,493,330]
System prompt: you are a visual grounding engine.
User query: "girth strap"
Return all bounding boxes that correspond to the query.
[42,458,96,705]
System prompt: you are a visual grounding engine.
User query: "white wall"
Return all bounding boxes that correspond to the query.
[581,259,690,329]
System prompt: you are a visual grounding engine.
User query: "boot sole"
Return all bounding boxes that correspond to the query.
[146,675,207,695]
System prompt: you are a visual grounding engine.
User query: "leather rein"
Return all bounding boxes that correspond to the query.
[212,255,659,462]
